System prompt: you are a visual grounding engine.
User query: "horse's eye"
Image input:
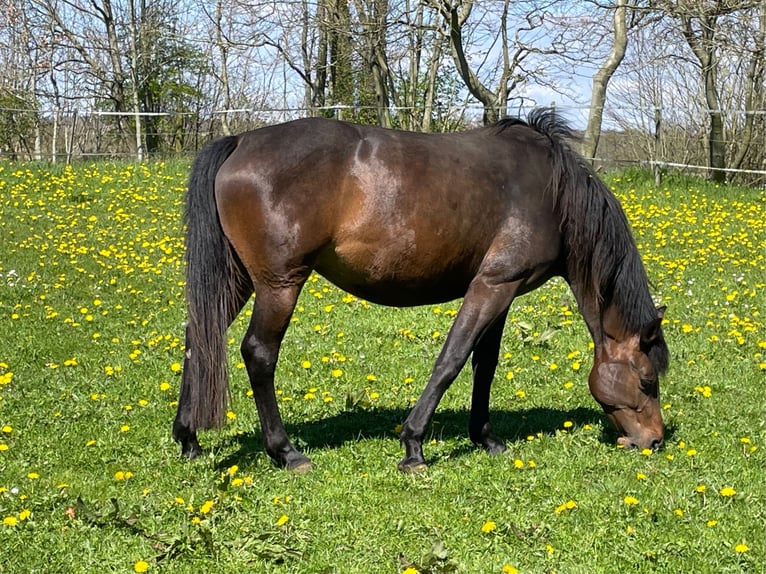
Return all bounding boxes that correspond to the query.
[639,378,657,395]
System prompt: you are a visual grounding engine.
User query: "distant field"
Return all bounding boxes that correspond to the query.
[0,162,763,573]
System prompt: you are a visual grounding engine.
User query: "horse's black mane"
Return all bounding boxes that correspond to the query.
[500,109,669,373]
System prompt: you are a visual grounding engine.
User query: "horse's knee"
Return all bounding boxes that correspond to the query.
[240,336,277,375]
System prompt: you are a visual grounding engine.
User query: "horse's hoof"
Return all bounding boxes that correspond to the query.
[284,452,313,474]
[486,440,508,456]
[179,439,203,460]
[287,459,313,474]
[398,458,428,474]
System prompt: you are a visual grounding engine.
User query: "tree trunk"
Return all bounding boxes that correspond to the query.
[731,2,765,171]
[583,0,628,162]
[681,12,726,182]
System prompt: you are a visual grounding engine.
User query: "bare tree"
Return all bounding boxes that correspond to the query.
[582,0,630,161]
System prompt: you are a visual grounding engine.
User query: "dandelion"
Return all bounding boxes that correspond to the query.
[734,544,749,553]
[276,514,289,527]
[402,568,419,574]
[3,516,18,527]
[696,485,706,493]
[331,368,343,378]
[563,421,573,429]
[706,520,718,528]
[159,381,171,391]
[624,496,639,506]
[719,487,736,497]
[134,560,150,572]
[27,472,39,480]
[170,362,182,373]
[226,411,236,420]
[514,459,524,469]
[502,566,519,574]
[199,500,214,514]
[301,360,311,369]
[480,520,496,533]
[18,509,30,521]
[555,500,577,514]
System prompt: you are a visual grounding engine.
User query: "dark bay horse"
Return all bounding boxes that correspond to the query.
[173,109,669,472]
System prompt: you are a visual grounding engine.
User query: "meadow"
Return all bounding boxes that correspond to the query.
[0,160,763,573]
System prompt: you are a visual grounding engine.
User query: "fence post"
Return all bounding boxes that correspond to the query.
[653,105,662,186]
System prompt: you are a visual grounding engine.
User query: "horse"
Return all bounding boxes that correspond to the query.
[172,109,669,473]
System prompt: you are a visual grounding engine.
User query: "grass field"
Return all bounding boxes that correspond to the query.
[0,160,763,573]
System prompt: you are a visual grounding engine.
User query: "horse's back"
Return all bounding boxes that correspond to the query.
[214,119,562,305]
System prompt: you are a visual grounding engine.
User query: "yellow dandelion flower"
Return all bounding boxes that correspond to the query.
[624,496,639,506]
[735,544,749,553]
[276,514,289,527]
[199,500,214,514]
[134,560,150,573]
[719,487,736,497]
[502,566,519,574]
[480,520,496,533]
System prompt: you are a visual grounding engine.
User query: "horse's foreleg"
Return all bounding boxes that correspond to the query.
[469,307,509,455]
[242,285,312,472]
[398,278,519,472]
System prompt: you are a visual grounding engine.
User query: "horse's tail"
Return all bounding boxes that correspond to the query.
[184,135,242,431]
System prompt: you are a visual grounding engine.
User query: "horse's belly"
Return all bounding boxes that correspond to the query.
[314,241,475,307]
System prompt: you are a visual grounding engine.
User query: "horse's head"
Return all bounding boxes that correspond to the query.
[589,306,667,451]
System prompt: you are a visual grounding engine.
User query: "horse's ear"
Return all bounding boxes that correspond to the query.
[641,306,666,346]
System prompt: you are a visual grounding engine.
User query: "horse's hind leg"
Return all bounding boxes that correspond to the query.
[241,284,312,472]
[173,281,252,458]
[469,307,509,455]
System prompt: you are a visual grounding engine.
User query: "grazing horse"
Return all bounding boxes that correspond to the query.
[173,109,669,472]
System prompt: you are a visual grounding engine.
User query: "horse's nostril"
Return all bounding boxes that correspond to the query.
[649,437,664,451]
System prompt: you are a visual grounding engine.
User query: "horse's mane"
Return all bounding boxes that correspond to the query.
[498,109,669,373]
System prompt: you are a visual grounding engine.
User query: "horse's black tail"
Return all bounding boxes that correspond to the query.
[184,135,242,431]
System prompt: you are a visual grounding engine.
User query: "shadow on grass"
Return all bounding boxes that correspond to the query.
[215,405,612,469]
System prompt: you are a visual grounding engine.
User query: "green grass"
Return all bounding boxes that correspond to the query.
[0,162,763,573]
